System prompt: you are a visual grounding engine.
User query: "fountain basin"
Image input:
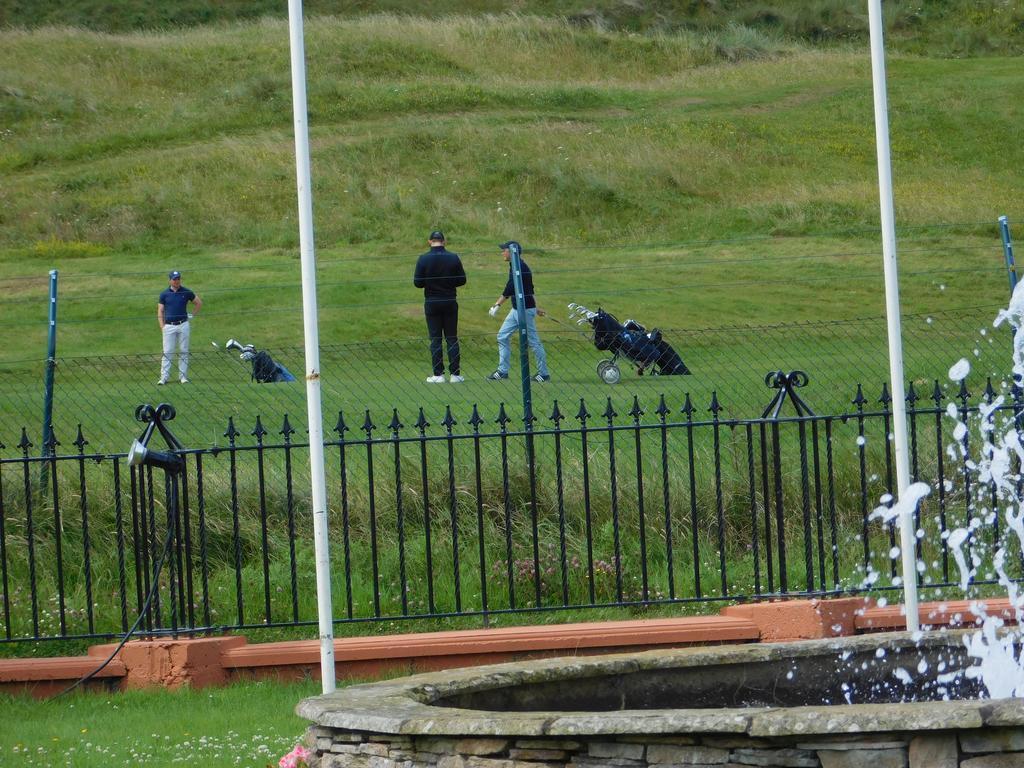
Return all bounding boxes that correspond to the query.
[298,632,1024,768]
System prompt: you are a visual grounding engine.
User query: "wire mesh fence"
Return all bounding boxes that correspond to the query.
[0,305,1006,455]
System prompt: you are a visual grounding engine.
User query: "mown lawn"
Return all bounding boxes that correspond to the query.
[0,678,323,768]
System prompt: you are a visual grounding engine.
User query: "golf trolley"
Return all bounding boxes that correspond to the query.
[223,338,297,383]
[568,303,691,384]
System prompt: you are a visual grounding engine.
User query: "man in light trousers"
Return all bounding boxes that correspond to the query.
[487,241,550,382]
[157,269,202,384]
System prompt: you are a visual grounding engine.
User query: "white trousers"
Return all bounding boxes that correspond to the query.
[161,321,190,381]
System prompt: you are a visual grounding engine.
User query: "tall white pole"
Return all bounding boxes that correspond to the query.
[287,0,336,692]
[867,0,919,633]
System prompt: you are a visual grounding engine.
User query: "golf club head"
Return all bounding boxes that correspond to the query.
[571,304,593,318]
[211,341,220,349]
[225,338,244,351]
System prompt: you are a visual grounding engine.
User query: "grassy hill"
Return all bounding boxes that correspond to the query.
[1,18,1019,312]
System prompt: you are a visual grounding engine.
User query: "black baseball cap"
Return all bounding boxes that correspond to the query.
[168,270,181,280]
[499,241,520,251]
[429,230,445,241]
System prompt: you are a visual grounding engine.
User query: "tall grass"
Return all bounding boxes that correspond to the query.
[1,16,1020,255]
[2,1,1022,58]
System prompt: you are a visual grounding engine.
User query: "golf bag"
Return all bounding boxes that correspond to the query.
[569,304,690,382]
[225,339,297,383]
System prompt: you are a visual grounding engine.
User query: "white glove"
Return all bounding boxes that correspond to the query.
[488,305,500,317]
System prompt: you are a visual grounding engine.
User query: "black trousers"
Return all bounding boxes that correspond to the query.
[424,300,459,375]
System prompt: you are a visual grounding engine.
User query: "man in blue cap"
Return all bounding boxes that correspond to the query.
[157,269,202,385]
[414,230,467,383]
[487,241,550,382]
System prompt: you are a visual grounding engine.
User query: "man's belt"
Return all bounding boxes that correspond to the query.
[165,319,188,325]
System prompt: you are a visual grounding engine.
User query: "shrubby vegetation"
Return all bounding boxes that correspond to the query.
[1,0,1022,58]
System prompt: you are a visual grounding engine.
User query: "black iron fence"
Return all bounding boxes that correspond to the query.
[1,369,1020,645]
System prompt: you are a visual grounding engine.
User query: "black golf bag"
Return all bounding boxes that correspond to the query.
[570,305,690,382]
[225,339,297,383]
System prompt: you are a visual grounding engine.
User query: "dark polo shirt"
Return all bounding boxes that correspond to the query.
[159,286,195,324]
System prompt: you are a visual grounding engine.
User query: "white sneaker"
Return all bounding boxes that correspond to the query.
[425,375,445,383]
[180,377,190,384]
[157,379,167,386]
[448,374,465,383]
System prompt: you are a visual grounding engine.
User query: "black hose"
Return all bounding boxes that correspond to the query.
[56,482,178,698]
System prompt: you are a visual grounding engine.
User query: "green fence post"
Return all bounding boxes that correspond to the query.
[509,243,533,428]
[1000,215,1017,297]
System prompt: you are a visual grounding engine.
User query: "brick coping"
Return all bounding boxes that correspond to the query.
[0,596,1016,696]
[222,614,759,668]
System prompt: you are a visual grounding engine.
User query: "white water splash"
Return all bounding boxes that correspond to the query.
[843,283,1024,703]
[870,481,930,526]
[949,358,971,382]
[946,528,973,592]
[893,667,912,685]
[938,298,1024,699]
[994,279,1024,382]
[964,618,1024,699]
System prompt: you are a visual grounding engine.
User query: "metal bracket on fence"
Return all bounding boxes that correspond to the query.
[762,370,815,419]
[127,402,185,474]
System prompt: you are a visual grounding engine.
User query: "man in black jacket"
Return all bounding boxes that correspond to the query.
[413,230,467,382]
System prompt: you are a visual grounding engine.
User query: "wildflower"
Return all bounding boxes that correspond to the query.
[278,743,312,768]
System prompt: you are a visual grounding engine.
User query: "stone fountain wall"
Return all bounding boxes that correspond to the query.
[297,639,1024,768]
[304,725,1023,768]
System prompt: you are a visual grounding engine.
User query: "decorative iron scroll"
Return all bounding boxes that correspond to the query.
[762,370,814,418]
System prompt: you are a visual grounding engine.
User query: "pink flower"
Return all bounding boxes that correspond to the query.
[279,744,312,768]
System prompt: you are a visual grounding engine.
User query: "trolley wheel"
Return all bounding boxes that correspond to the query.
[597,359,614,377]
[601,363,621,385]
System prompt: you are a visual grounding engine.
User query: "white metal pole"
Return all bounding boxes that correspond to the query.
[867,0,919,633]
[286,0,336,692]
